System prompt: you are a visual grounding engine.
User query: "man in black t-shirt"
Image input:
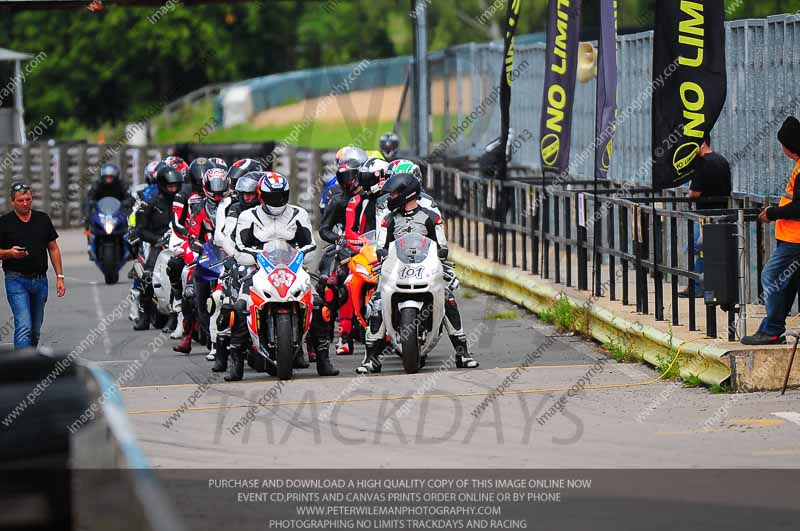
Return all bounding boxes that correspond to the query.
[680,133,732,298]
[0,183,66,349]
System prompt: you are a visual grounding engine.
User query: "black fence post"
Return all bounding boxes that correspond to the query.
[543,188,551,280]
[607,200,616,301]
[565,195,573,287]
[620,204,629,306]
[532,188,540,275]
[653,207,664,321]
[554,193,561,284]
[687,219,697,331]
[577,194,588,291]
[670,215,679,326]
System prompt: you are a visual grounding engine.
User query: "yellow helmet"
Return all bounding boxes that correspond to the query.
[365,150,385,161]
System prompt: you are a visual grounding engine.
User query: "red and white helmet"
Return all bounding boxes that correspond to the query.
[257,171,290,216]
[208,157,228,170]
[144,160,160,185]
[202,167,230,203]
[163,156,189,181]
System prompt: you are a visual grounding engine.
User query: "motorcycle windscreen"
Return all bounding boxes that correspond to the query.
[97,197,122,215]
[360,230,378,247]
[257,240,304,274]
[394,234,433,264]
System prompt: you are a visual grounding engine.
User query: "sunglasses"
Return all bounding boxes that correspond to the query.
[11,183,31,192]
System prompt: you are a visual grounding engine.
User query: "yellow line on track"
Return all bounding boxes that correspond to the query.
[127,379,661,416]
[119,364,596,391]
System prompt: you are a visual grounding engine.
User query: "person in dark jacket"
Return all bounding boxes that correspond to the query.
[83,163,130,228]
[133,165,182,330]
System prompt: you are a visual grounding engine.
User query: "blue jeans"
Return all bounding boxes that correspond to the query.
[4,272,49,349]
[757,241,800,337]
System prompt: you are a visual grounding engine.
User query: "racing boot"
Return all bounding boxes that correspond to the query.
[213,336,230,372]
[173,322,196,354]
[129,288,141,321]
[294,347,310,369]
[335,333,354,356]
[314,333,339,377]
[133,303,150,331]
[452,334,479,368]
[169,312,185,339]
[305,335,317,363]
[224,345,245,382]
[355,342,382,374]
[161,312,178,334]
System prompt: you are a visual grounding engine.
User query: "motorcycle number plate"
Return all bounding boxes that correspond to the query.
[399,266,424,280]
[268,267,296,297]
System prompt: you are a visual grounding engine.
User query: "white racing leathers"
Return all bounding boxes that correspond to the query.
[230,204,316,348]
[361,205,478,373]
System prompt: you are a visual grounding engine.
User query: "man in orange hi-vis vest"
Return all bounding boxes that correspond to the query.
[742,116,800,345]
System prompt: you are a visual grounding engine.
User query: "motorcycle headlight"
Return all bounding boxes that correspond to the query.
[103,220,115,235]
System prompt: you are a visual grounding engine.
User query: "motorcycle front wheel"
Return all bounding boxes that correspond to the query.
[399,307,420,374]
[275,313,295,381]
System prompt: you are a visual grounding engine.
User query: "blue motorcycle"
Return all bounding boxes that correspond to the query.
[89,196,130,284]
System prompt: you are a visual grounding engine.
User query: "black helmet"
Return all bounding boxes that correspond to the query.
[379,132,400,160]
[383,173,421,212]
[336,158,362,194]
[156,165,183,197]
[100,163,121,186]
[226,159,263,188]
[235,172,261,209]
[188,158,214,192]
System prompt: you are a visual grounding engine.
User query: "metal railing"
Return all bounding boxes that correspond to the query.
[430,164,774,341]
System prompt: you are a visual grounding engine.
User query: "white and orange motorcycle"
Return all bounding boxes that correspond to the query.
[245,240,314,380]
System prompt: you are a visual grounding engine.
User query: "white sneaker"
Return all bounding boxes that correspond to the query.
[206,350,216,361]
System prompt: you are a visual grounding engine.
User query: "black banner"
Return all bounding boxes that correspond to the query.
[539,0,582,176]
[594,0,618,181]
[497,0,522,182]
[652,0,727,189]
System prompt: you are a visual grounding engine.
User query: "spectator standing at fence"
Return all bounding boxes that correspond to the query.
[0,183,66,349]
[680,133,732,298]
[742,117,800,345]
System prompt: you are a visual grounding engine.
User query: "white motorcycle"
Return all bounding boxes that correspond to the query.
[245,240,315,381]
[379,233,446,374]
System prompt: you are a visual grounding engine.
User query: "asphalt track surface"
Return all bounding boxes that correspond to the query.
[3,232,800,470]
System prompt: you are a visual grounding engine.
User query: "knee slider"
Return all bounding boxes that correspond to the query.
[183,284,195,301]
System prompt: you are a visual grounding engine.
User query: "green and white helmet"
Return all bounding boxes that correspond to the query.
[386,159,423,185]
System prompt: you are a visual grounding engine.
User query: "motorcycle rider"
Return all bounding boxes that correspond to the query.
[127,160,160,322]
[133,164,183,331]
[226,171,339,381]
[379,132,401,162]
[217,159,263,254]
[376,159,440,243]
[167,157,222,337]
[174,167,230,354]
[211,171,261,373]
[318,149,369,356]
[358,173,479,374]
[345,157,390,249]
[84,164,131,259]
